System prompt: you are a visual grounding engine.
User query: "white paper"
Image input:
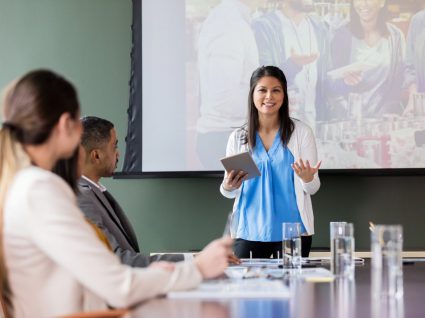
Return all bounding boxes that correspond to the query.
[167,278,289,299]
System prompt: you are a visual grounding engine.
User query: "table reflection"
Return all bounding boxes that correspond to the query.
[371,297,405,318]
[128,299,230,318]
[331,278,356,318]
[125,261,425,318]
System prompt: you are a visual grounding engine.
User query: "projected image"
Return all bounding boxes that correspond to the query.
[184,0,425,170]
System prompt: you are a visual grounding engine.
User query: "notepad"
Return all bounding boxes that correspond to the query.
[239,258,281,266]
[220,151,261,180]
[167,278,289,299]
[263,267,334,282]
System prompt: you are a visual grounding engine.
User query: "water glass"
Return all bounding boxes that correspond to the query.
[330,222,354,278]
[282,223,302,270]
[371,225,403,299]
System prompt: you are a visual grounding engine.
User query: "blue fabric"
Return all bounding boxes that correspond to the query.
[234,131,306,242]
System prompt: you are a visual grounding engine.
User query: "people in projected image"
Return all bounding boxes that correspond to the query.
[196,0,260,169]
[327,0,407,119]
[408,8,425,93]
[404,7,425,115]
[220,66,321,259]
[252,0,330,129]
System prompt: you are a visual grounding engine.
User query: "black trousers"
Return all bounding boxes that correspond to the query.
[233,236,312,258]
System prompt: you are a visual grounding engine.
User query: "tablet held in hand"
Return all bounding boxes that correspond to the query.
[220,151,261,180]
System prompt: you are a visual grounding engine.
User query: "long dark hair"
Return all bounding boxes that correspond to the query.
[52,146,81,194]
[243,66,294,149]
[349,0,390,38]
[0,70,80,317]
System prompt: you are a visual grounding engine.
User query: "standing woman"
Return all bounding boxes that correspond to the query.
[0,70,230,318]
[220,66,321,258]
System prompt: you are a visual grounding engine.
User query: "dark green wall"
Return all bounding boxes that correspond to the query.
[1,0,424,253]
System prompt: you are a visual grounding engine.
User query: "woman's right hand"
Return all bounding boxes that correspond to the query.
[222,170,247,191]
[194,237,233,279]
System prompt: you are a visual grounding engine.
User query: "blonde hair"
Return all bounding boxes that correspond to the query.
[0,81,30,317]
[0,105,30,318]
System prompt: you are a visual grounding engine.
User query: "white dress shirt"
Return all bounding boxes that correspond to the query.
[82,175,106,192]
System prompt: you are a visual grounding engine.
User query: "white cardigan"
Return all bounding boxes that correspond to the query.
[4,166,202,318]
[220,120,320,235]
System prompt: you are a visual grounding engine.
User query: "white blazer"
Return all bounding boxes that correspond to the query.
[4,166,202,318]
[220,119,320,235]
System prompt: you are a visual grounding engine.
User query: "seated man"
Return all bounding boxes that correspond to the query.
[78,116,184,266]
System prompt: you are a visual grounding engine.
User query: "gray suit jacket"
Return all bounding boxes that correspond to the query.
[77,177,184,267]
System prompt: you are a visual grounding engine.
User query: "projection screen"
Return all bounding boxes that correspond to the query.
[122,0,425,175]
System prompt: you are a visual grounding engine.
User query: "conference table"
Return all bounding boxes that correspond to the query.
[126,260,425,318]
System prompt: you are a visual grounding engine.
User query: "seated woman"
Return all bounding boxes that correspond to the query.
[0,70,232,318]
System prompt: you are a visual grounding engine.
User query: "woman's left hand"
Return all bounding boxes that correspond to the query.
[291,159,322,183]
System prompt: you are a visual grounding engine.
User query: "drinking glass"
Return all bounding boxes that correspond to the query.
[282,222,302,270]
[330,222,355,278]
[371,225,403,299]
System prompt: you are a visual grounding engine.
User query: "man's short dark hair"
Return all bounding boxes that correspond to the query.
[81,116,114,152]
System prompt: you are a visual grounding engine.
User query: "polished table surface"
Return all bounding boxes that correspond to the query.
[127,261,425,318]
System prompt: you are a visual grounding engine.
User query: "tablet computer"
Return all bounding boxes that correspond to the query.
[220,151,261,180]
